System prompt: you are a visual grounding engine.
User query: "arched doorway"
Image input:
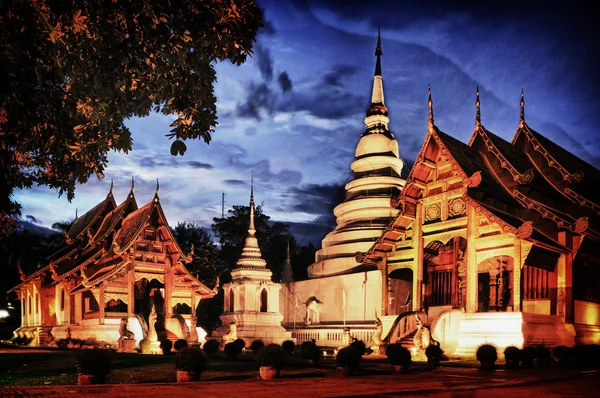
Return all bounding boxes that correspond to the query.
[387,268,413,315]
[259,289,268,313]
[477,256,514,312]
[424,237,467,311]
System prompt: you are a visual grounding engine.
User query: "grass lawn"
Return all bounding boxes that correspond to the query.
[0,346,335,386]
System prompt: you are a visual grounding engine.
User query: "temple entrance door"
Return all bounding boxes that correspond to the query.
[478,273,490,312]
[388,268,413,315]
[134,278,165,329]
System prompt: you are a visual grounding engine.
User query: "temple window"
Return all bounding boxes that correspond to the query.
[574,260,600,304]
[260,289,268,313]
[229,289,235,312]
[28,296,31,314]
[144,228,156,240]
[523,265,549,300]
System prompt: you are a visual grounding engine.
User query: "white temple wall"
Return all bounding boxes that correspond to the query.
[280,270,382,325]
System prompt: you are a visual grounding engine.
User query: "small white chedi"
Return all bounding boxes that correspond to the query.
[214,176,292,346]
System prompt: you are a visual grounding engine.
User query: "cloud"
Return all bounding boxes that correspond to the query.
[261,18,276,36]
[25,214,43,225]
[323,64,358,87]
[186,161,213,169]
[224,179,247,186]
[278,72,292,93]
[288,183,344,215]
[255,43,274,82]
[237,82,276,120]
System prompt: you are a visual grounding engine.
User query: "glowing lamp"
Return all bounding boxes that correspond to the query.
[0,309,8,319]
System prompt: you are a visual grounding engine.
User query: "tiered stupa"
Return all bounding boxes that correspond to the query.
[216,176,291,345]
[308,31,405,278]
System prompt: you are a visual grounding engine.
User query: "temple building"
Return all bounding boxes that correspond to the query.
[284,33,600,355]
[10,180,217,348]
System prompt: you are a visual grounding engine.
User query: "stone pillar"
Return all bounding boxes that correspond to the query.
[556,232,573,323]
[465,203,478,313]
[489,266,498,310]
[99,285,105,325]
[513,239,522,312]
[74,293,83,324]
[21,295,25,327]
[127,264,135,318]
[381,260,389,316]
[164,258,172,319]
[413,202,424,311]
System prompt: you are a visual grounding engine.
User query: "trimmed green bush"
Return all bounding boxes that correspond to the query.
[336,346,361,373]
[282,340,295,356]
[300,341,321,364]
[160,339,173,355]
[175,348,206,373]
[202,339,220,359]
[233,338,246,350]
[174,339,188,351]
[553,345,571,365]
[425,344,442,366]
[533,345,551,366]
[75,349,111,376]
[258,344,286,370]
[476,344,497,370]
[349,340,366,356]
[250,339,265,354]
[224,341,242,359]
[385,343,411,368]
[520,346,535,368]
[504,346,520,369]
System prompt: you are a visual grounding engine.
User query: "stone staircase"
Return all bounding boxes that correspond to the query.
[397,331,416,349]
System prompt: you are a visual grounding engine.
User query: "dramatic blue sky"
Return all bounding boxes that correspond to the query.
[15,0,600,246]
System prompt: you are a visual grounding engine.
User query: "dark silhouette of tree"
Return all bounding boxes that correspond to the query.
[51,218,75,233]
[0,0,263,237]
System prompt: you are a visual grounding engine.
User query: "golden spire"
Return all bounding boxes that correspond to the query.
[108,178,114,197]
[129,177,134,198]
[249,171,255,231]
[235,171,266,269]
[475,86,481,126]
[154,179,160,202]
[428,84,434,133]
[520,88,525,127]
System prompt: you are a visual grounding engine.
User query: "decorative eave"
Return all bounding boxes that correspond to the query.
[470,124,534,184]
[517,123,584,183]
[564,187,600,216]
[464,195,518,235]
[57,250,104,281]
[69,194,117,241]
[512,189,587,233]
[89,193,138,246]
[176,262,219,297]
[83,257,131,288]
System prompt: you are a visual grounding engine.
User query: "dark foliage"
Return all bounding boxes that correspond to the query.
[202,339,220,358]
[250,340,265,354]
[175,348,207,373]
[335,347,361,371]
[425,344,442,360]
[174,339,188,351]
[224,341,242,359]
[476,344,498,367]
[385,343,411,367]
[258,344,286,370]
[282,340,295,356]
[504,346,521,361]
[160,339,173,355]
[300,341,321,363]
[349,340,366,356]
[234,338,246,350]
[0,0,263,236]
[75,349,110,376]
[520,346,535,367]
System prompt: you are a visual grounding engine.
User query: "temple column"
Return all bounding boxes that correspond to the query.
[74,293,83,324]
[20,294,25,327]
[556,232,573,323]
[413,202,424,311]
[381,258,388,316]
[465,202,478,313]
[513,239,522,312]
[164,255,175,319]
[127,264,134,318]
[98,285,105,325]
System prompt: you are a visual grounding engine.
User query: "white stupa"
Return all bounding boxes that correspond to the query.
[308,31,405,278]
[215,175,291,345]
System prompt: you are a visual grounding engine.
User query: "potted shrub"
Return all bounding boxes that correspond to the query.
[335,346,361,376]
[425,344,442,366]
[175,348,206,382]
[476,344,497,370]
[174,339,188,351]
[203,339,220,359]
[258,343,286,380]
[300,340,321,366]
[520,346,535,368]
[503,346,520,369]
[385,343,411,373]
[160,339,173,355]
[224,341,242,359]
[250,339,265,354]
[282,340,295,356]
[75,349,111,385]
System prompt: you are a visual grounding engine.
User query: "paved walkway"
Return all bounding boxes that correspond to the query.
[2,367,599,398]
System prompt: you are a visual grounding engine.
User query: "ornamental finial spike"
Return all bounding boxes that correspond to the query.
[130,176,135,193]
[75,208,78,220]
[428,84,434,132]
[155,178,159,195]
[109,178,114,196]
[376,26,382,56]
[520,88,525,125]
[475,86,481,125]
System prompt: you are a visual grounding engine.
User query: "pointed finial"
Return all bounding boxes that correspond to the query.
[428,84,434,132]
[286,239,291,263]
[475,86,481,125]
[374,28,383,77]
[248,171,256,232]
[250,170,254,205]
[75,208,78,220]
[131,177,134,192]
[155,179,159,194]
[520,88,525,126]
[109,178,114,196]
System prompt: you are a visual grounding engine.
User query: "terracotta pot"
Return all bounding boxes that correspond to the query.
[259,366,279,380]
[177,370,201,382]
[77,374,106,385]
